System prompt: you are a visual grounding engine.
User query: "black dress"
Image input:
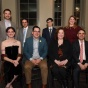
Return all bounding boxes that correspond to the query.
[4,46,22,83]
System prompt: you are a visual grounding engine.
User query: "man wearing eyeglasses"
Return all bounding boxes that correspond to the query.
[23,26,48,88]
[42,18,56,46]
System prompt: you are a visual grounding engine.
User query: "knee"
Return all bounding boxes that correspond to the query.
[24,64,32,70]
[40,64,48,70]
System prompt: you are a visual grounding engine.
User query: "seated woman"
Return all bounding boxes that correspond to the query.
[48,27,72,88]
[1,27,22,88]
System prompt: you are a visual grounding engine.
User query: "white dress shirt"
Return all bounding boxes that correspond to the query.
[5,19,11,28]
[79,40,86,60]
[23,26,28,43]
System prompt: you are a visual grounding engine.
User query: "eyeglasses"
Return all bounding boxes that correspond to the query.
[33,31,40,33]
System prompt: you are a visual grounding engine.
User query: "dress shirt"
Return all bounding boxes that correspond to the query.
[78,40,86,60]
[30,37,43,60]
[5,19,11,39]
[5,19,11,28]
[23,26,28,43]
[48,27,53,33]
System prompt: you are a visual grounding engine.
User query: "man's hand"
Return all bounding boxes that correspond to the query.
[78,63,86,70]
[31,59,37,65]
[84,63,88,69]
[35,59,41,65]
[31,59,41,65]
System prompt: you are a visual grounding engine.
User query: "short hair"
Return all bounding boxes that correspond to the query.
[21,18,28,26]
[21,18,28,23]
[3,9,11,14]
[46,18,53,22]
[32,26,40,31]
[78,29,86,34]
[6,27,16,33]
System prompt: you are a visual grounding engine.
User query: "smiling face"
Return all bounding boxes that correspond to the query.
[47,20,53,27]
[22,19,28,28]
[57,29,64,40]
[7,28,15,38]
[77,30,86,40]
[32,28,40,39]
[69,17,76,26]
[3,11,11,20]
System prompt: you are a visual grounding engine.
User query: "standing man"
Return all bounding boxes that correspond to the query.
[73,29,88,88]
[42,18,56,46]
[17,18,32,48]
[24,26,48,88]
[17,18,32,64]
[0,9,16,42]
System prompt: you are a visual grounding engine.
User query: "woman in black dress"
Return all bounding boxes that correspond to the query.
[1,27,22,88]
[48,27,72,88]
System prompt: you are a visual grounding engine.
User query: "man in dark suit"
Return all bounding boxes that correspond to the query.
[24,26,48,88]
[73,29,88,88]
[42,18,56,46]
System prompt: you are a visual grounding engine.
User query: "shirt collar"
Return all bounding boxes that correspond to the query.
[5,19,10,22]
[48,27,53,29]
[23,26,28,30]
[78,39,84,44]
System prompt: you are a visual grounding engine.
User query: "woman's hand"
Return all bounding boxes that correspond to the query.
[54,59,60,65]
[59,59,68,66]
[13,60,19,67]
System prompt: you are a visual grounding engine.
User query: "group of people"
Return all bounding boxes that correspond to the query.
[0,9,88,88]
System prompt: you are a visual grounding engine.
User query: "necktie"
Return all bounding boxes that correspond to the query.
[49,28,52,37]
[23,29,26,46]
[80,41,83,63]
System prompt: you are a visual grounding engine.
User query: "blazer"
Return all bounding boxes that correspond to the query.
[17,26,32,47]
[42,27,56,46]
[23,36,48,61]
[72,40,88,65]
[48,39,72,66]
[0,20,16,42]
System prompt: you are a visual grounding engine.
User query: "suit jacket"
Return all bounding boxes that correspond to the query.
[17,26,32,48]
[0,20,16,42]
[23,36,48,61]
[42,27,56,46]
[48,39,72,67]
[72,40,88,65]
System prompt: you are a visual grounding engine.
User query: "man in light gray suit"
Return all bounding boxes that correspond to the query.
[0,9,16,75]
[17,18,32,63]
[0,9,16,42]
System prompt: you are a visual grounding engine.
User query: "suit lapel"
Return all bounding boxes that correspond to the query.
[47,28,51,38]
[51,28,54,38]
[76,41,80,55]
[85,41,87,54]
[38,37,42,52]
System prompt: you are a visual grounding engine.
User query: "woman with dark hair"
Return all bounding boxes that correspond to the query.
[64,15,82,44]
[48,27,71,88]
[1,27,22,88]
